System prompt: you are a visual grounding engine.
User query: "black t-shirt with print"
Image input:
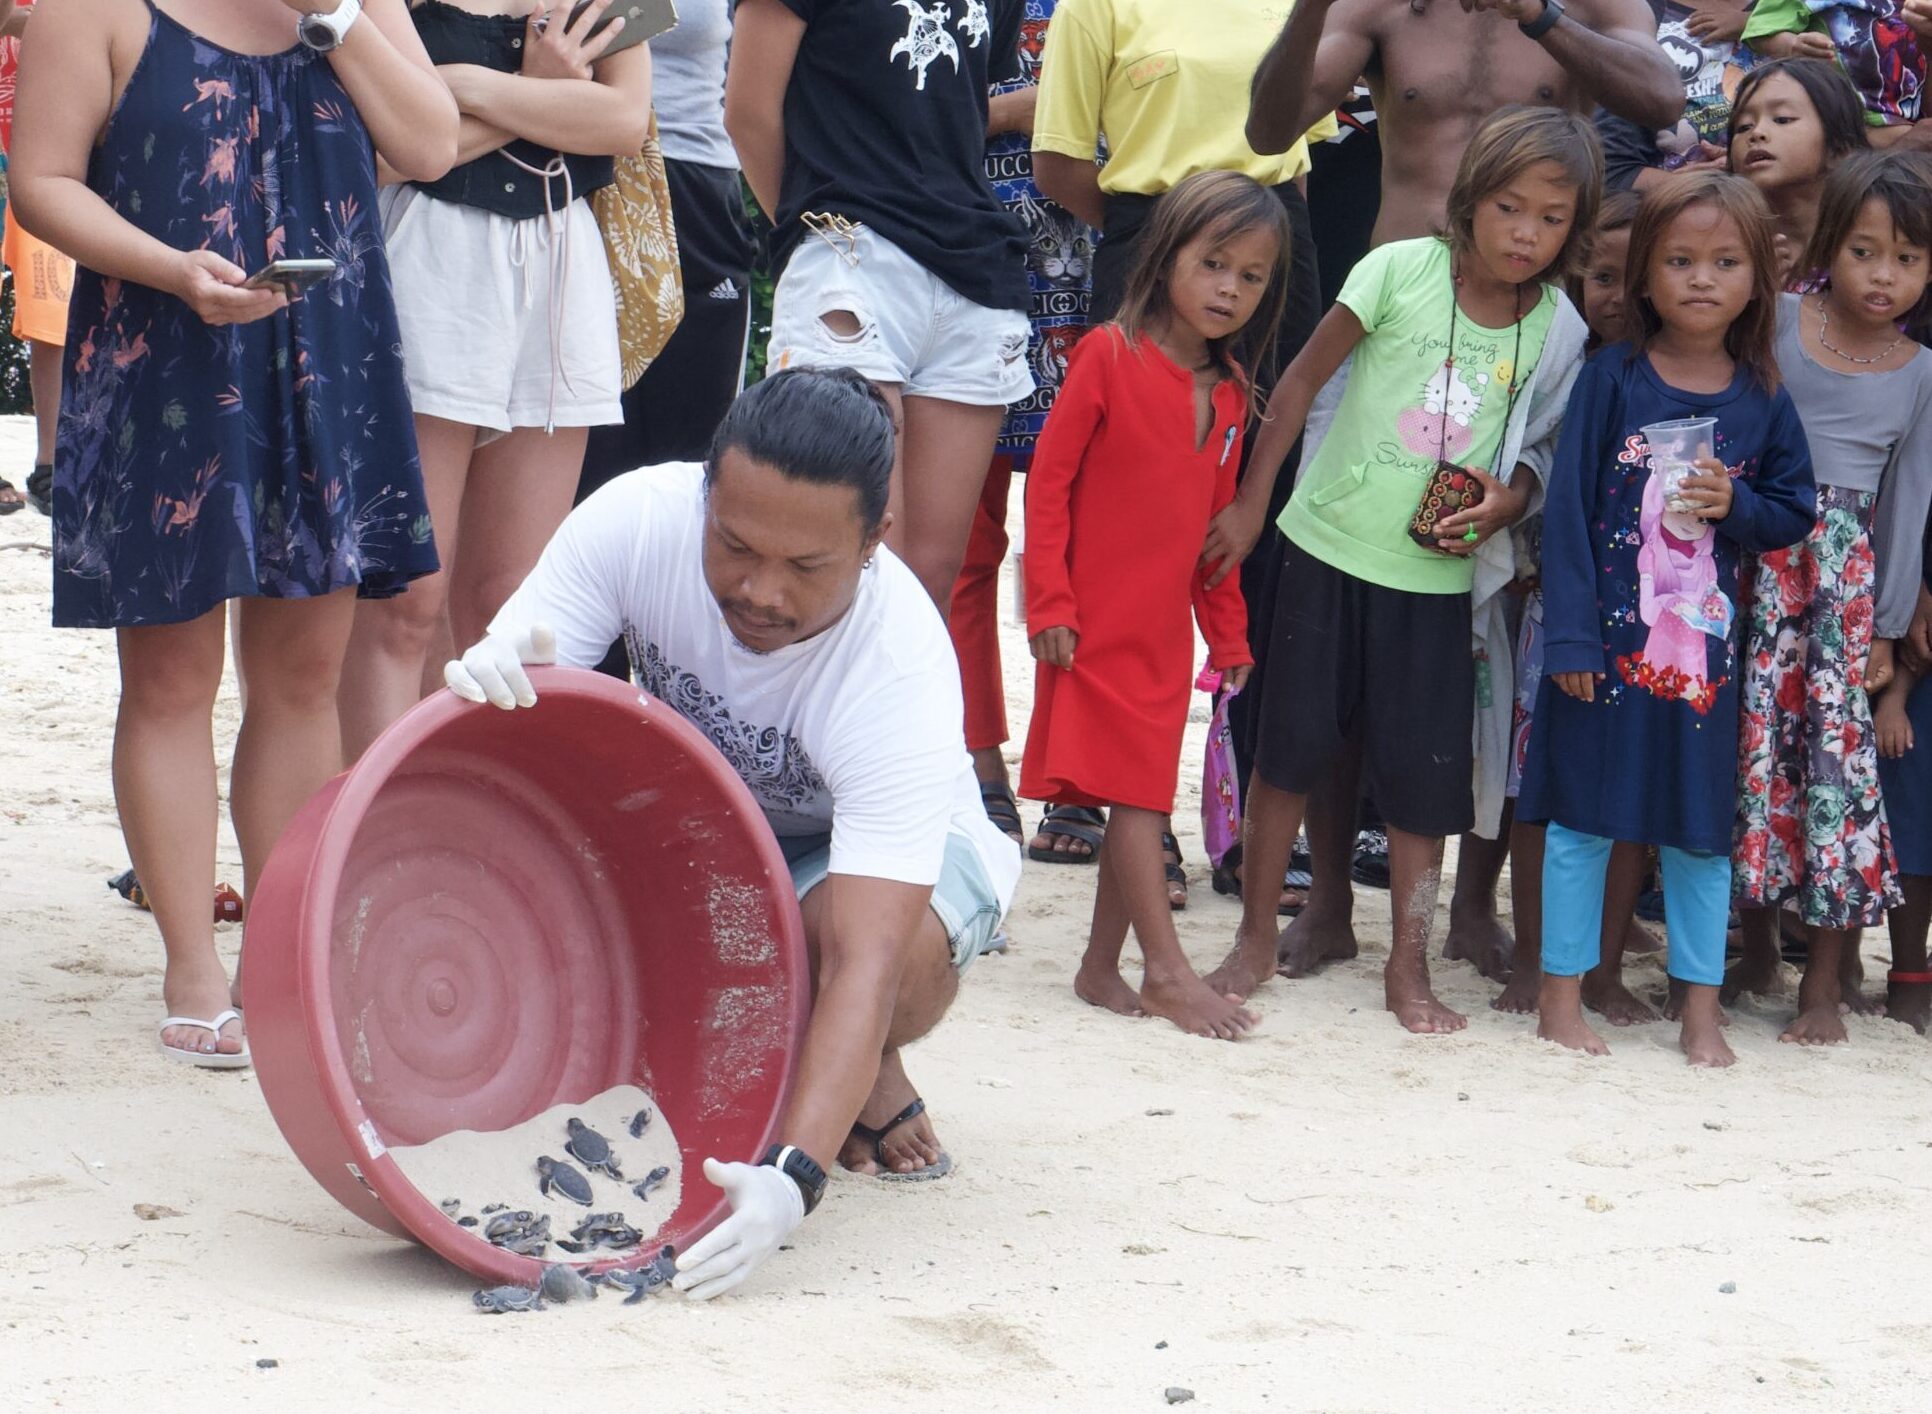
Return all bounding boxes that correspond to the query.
[774,0,1029,312]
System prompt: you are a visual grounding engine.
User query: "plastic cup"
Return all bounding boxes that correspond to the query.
[1641,417,1717,513]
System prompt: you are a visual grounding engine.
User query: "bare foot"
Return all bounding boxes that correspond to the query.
[1202,926,1278,1000]
[1074,963,1145,1017]
[1838,948,1883,1014]
[1621,916,1662,954]
[1140,971,1258,1040]
[1885,978,1932,1035]
[1442,908,1514,982]
[161,961,246,1060]
[1779,1003,1849,1046]
[1277,901,1360,978]
[1537,1006,1610,1055]
[1583,971,1660,1027]
[1490,968,1541,1015]
[1681,1014,1737,1067]
[1385,959,1466,1035]
[836,1051,946,1176]
[1720,950,1787,1005]
[1663,978,1730,1025]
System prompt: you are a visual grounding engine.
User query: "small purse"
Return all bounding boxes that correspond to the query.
[1407,277,1525,551]
[590,109,685,390]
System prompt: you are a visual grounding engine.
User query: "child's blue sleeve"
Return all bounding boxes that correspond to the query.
[1540,359,1618,679]
[1719,391,1817,555]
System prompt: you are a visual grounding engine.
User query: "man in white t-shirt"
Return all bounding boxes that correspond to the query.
[445,369,1021,1300]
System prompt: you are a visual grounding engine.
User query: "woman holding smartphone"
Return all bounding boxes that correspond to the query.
[9,0,456,1066]
[336,0,650,758]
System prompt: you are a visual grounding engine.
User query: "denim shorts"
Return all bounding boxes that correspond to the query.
[768,222,1033,407]
[783,828,1007,973]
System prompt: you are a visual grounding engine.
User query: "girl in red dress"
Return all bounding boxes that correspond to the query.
[1020,172,1291,1039]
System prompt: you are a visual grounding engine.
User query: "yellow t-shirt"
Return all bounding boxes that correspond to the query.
[1032,0,1336,195]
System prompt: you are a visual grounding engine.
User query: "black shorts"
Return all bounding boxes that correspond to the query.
[1253,542,1475,838]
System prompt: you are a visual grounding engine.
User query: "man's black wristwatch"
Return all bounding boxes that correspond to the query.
[1519,0,1565,40]
[762,1144,828,1215]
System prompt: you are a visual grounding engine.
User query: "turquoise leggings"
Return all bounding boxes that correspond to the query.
[1542,823,1729,986]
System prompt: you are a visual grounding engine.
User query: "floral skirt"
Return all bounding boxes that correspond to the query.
[1732,485,1899,926]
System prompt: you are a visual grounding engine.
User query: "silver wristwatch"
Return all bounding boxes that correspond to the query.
[297,0,364,53]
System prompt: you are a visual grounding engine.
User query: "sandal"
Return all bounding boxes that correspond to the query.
[109,868,246,924]
[25,463,51,516]
[848,1098,953,1182]
[1160,831,1189,912]
[1209,841,1308,917]
[978,780,1023,846]
[158,1008,251,1070]
[0,476,24,516]
[1028,804,1105,864]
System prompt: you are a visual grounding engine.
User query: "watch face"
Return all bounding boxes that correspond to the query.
[300,15,340,48]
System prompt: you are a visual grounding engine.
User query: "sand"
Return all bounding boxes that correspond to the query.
[4,411,1932,1411]
[387,1086,682,1257]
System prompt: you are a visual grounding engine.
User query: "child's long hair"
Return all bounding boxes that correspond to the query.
[1114,171,1293,410]
[1624,171,1782,390]
[1801,150,1932,332]
[1442,106,1604,287]
[1726,59,1870,170]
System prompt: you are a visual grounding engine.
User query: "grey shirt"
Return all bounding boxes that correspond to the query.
[1776,294,1932,638]
[651,0,736,169]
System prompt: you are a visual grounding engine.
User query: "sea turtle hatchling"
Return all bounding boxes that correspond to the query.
[472,1285,545,1315]
[483,1210,552,1257]
[564,1118,624,1180]
[536,1155,594,1207]
[539,1263,599,1304]
[600,1246,679,1304]
[627,1107,653,1139]
[438,1198,463,1218]
[631,1165,671,1202]
[565,1211,643,1252]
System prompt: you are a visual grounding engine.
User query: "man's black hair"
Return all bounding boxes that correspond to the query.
[704,367,895,533]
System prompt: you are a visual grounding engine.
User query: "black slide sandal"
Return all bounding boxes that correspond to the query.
[1028,804,1106,864]
[979,780,1023,845]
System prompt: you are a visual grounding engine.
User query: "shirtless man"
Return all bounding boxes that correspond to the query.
[1236,0,1682,990]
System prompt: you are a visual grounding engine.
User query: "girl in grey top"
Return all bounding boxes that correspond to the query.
[1732,152,1932,1046]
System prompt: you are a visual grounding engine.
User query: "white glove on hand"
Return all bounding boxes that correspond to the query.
[672,1157,805,1302]
[443,624,557,710]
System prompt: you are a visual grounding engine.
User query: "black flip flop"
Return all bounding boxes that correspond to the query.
[850,1098,953,1182]
[1028,804,1105,864]
[25,463,51,517]
[0,476,24,516]
[978,780,1023,845]
[1160,831,1189,911]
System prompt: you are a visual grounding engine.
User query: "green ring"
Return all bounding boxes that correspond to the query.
[1463,527,1480,543]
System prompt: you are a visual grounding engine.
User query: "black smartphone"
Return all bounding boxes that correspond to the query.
[562,0,678,58]
[241,258,336,297]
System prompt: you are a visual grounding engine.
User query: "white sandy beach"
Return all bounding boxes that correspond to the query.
[4,413,1932,1412]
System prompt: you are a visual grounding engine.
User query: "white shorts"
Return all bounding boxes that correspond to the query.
[769,223,1033,407]
[380,185,623,433]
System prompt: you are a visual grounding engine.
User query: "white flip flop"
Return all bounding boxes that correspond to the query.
[158,1008,251,1070]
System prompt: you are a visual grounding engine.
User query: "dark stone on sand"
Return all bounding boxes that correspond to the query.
[1165,1389,1194,1405]
[1155,1341,1168,1350]
[1719,1282,1737,1294]
[256,1359,279,1370]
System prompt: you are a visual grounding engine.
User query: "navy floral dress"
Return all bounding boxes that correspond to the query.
[52,1,437,628]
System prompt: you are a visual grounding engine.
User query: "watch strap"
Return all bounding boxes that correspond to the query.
[299,0,363,51]
[1518,0,1564,41]
[762,1143,827,1215]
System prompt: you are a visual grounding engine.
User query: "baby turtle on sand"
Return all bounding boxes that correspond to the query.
[539,1263,599,1304]
[600,1246,678,1304]
[472,1285,545,1315]
[483,1210,552,1257]
[560,1211,642,1253]
[480,1203,509,1215]
[457,1216,479,1229]
[536,1155,594,1207]
[438,1198,462,1218]
[627,1107,653,1139]
[632,1165,671,1202]
[564,1118,624,1180]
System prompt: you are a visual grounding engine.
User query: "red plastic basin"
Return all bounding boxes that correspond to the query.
[244,667,809,1283]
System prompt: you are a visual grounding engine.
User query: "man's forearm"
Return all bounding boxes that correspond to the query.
[1537,5,1685,130]
[1247,0,1337,155]
[1032,150,1105,229]
[780,961,901,1172]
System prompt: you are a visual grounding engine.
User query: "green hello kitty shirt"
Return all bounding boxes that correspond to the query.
[1280,238,1558,595]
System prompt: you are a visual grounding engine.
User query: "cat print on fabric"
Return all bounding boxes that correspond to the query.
[1395,359,1492,463]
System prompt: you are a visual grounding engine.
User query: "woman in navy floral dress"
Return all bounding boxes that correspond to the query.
[11,0,455,1066]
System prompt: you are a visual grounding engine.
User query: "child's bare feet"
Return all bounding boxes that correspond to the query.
[1582,970,1659,1026]
[1837,947,1885,1015]
[1720,948,1787,1004]
[1680,1004,1736,1068]
[1276,898,1359,977]
[1490,967,1541,1015]
[1442,904,1513,982]
[1780,1002,1849,1045]
[1074,963,1145,1017]
[1886,975,1932,1034]
[1202,925,1280,1000]
[1536,976,1609,1055]
[1140,970,1257,1040]
[1385,955,1465,1034]
[1663,977,1729,1025]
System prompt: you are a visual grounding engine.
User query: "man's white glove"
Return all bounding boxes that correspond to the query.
[672,1157,806,1302]
[443,624,557,710]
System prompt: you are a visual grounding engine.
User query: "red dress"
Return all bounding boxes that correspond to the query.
[1019,328,1252,813]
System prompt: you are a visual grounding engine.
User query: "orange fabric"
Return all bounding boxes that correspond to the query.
[951,455,1014,751]
[1019,327,1250,813]
[3,203,72,346]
